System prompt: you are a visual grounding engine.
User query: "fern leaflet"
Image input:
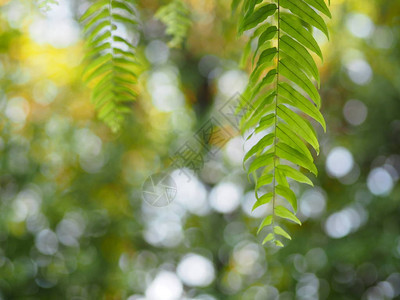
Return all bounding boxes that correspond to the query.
[156,0,192,48]
[81,0,140,132]
[235,0,331,246]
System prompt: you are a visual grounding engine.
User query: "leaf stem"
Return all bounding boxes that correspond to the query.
[271,0,280,232]
[109,0,117,131]
[109,0,116,86]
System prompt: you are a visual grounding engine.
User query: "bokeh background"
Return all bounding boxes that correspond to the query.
[0,0,399,299]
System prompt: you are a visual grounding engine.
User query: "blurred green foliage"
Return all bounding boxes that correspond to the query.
[0,0,399,299]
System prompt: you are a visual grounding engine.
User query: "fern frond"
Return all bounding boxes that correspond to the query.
[156,0,192,48]
[81,0,140,132]
[235,0,330,247]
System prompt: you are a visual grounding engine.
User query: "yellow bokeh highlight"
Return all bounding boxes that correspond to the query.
[0,0,11,6]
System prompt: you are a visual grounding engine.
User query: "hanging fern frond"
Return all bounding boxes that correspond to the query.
[80,0,140,132]
[155,0,192,48]
[37,0,58,11]
[235,0,330,247]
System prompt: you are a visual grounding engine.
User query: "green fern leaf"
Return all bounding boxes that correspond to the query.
[275,206,302,225]
[156,0,192,48]
[280,0,329,38]
[239,3,277,34]
[303,0,331,18]
[280,13,323,59]
[262,232,275,245]
[274,225,292,240]
[233,0,330,246]
[81,0,140,132]
[280,35,320,85]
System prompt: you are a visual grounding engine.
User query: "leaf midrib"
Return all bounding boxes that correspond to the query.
[271,0,281,233]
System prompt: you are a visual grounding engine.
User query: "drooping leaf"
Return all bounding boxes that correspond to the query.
[156,0,192,48]
[276,165,314,186]
[252,192,273,211]
[274,225,292,240]
[234,0,330,247]
[280,13,323,59]
[257,215,273,234]
[81,0,140,132]
[239,3,277,34]
[280,0,329,38]
[275,205,302,225]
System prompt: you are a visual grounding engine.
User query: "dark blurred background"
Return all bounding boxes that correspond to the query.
[0,0,399,299]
